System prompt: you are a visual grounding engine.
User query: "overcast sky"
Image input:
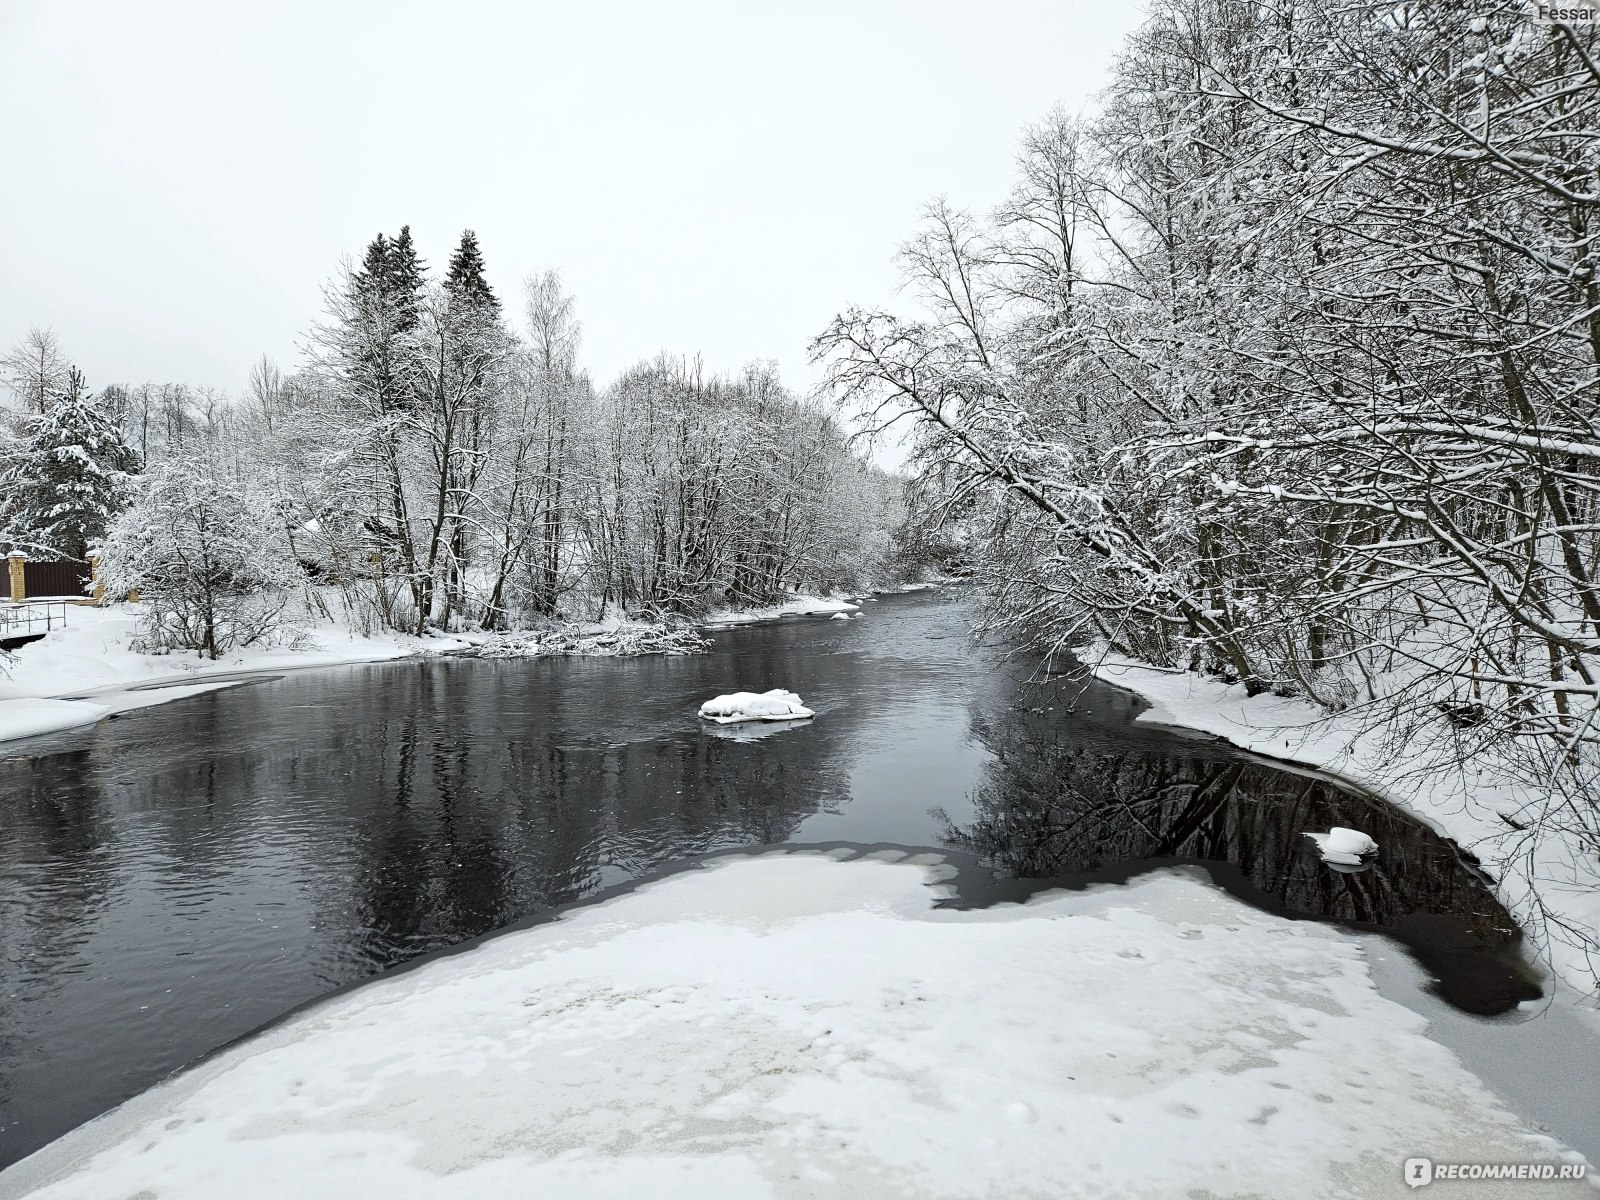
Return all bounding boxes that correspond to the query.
[0,2,1142,400]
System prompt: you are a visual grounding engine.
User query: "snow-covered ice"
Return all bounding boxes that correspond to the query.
[698,688,814,724]
[1,854,1587,1199]
[0,698,110,743]
[1306,827,1379,866]
[830,611,851,621]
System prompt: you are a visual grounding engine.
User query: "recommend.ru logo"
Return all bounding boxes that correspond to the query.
[1404,1157,1588,1187]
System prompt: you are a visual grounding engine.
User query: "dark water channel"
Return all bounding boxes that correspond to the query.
[0,590,1542,1169]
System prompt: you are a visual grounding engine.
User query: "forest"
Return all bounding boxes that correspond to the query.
[0,231,909,655]
[815,0,1600,939]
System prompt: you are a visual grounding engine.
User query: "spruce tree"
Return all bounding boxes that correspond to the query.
[388,225,426,331]
[2,368,142,561]
[444,230,498,312]
[353,231,391,307]
[347,227,429,415]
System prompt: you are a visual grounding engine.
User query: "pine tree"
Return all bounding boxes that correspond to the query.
[2,367,142,561]
[444,230,498,313]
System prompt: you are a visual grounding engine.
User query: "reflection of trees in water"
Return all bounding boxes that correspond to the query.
[343,730,847,962]
[0,749,119,1134]
[944,706,1522,959]
[316,675,853,973]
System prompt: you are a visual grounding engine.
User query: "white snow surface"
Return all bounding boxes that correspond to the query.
[698,688,815,723]
[0,603,467,745]
[1306,827,1379,866]
[1090,652,1600,996]
[0,698,110,743]
[2,853,1587,1200]
[702,594,861,626]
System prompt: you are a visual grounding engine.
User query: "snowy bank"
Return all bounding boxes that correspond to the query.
[701,594,861,626]
[1089,652,1600,997]
[1,853,1587,1200]
[0,604,467,746]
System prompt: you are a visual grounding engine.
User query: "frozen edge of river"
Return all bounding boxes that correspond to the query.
[1,850,1591,1200]
[1086,651,1600,1005]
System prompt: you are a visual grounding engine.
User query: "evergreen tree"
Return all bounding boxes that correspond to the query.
[444,230,498,312]
[388,225,426,331]
[352,231,391,306]
[2,367,141,561]
[346,227,428,415]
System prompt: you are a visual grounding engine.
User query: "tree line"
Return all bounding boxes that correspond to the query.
[1,229,908,654]
[816,0,1599,956]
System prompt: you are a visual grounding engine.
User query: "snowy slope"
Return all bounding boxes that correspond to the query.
[1,852,1588,1199]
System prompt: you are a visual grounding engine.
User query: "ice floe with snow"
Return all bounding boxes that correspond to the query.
[1305,826,1379,867]
[698,688,815,724]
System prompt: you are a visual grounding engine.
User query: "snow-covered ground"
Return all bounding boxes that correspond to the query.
[699,583,948,628]
[1088,653,1600,999]
[1,851,1587,1199]
[702,594,861,626]
[0,603,468,747]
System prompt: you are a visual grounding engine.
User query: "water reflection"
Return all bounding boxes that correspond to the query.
[0,592,1538,1171]
[940,681,1538,1014]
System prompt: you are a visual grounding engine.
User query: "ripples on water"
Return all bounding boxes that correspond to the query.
[0,590,1537,1168]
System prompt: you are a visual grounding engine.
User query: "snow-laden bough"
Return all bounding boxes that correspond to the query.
[698,688,814,724]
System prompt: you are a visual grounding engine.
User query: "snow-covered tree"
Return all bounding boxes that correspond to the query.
[98,456,305,659]
[0,327,68,416]
[1,367,141,561]
[817,0,1600,972]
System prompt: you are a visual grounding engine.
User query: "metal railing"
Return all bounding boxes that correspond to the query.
[0,600,69,639]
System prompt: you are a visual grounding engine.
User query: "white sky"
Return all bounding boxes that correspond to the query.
[0,2,1142,400]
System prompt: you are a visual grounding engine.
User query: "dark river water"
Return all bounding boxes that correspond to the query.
[0,590,1540,1170]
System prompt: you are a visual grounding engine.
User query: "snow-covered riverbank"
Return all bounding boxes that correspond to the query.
[702,594,862,625]
[0,604,470,745]
[2,850,1589,1200]
[1086,652,1600,1000]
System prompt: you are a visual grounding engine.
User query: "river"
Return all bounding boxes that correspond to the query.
[0,588,1591,1172]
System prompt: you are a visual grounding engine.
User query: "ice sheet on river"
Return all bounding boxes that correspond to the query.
[2,855,1587,1200]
